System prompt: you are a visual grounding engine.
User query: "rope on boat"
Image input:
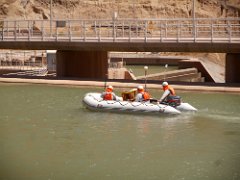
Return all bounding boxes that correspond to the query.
[89,94,166,108]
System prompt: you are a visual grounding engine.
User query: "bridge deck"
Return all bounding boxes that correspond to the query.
[0,18,239,52]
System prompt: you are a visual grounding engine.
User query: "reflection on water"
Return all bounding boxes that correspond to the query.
[0,84,240,180]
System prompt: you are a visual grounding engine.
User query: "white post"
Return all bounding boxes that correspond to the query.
[164,64,168,81]
[144,66,148,90]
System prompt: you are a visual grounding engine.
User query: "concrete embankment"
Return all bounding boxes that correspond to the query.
[0,77,240,93]
[110,53,224,83]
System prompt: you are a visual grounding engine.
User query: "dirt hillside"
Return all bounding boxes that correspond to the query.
[0,0,239,20]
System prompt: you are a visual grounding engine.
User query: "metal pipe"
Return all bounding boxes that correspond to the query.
[192,0,196,41]
[50,0,52,37]
[192,0,195,20]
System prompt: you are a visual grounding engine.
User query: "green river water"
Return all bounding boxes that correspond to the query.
[0,83,240,180]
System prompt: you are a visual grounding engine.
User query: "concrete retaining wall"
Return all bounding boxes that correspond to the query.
[111,57,185,65]
[178,60,214,82]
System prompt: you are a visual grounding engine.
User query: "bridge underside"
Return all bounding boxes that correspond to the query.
[1,41,240,83]
[56,51,240,82]
[0,41,240,53]
[226,53,240,83]
[56,50,108,79]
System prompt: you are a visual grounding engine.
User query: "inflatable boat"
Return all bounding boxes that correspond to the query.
[83,92,181,115]
[83,91,197,115]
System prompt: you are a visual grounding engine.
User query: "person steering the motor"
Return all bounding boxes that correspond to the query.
[159,81,176,103]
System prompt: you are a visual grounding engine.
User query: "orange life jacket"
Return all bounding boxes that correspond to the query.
[103,88,113,100]
[163,85,176,96]
[141,91,151,100]
[103,92,113,100]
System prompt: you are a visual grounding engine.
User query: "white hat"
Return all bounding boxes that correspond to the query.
[137,85,144,90]
[162,82,168,86]
[107,85,113,90]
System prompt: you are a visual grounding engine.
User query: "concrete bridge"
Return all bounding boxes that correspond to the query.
[0,18,240,82]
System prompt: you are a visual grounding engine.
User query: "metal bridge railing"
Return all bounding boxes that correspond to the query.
[0,18,240,43]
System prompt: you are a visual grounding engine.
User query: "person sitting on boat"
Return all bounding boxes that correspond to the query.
[135,85,151,102]
[101,85,117,100]
[159,81,176,102]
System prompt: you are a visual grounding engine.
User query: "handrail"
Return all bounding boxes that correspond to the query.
[0,18,239,43]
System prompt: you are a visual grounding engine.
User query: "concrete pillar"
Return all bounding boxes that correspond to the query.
[226,53,240,83]
[56,50,108,79]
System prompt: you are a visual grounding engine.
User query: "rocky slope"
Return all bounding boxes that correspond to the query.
[0,0,239,20]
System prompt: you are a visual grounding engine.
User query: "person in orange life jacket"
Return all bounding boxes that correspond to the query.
[135,85,151,102]
[101,85,117,100]
[159,81,176,103]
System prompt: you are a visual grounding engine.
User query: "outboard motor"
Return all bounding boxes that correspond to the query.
[162,96,181,107]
